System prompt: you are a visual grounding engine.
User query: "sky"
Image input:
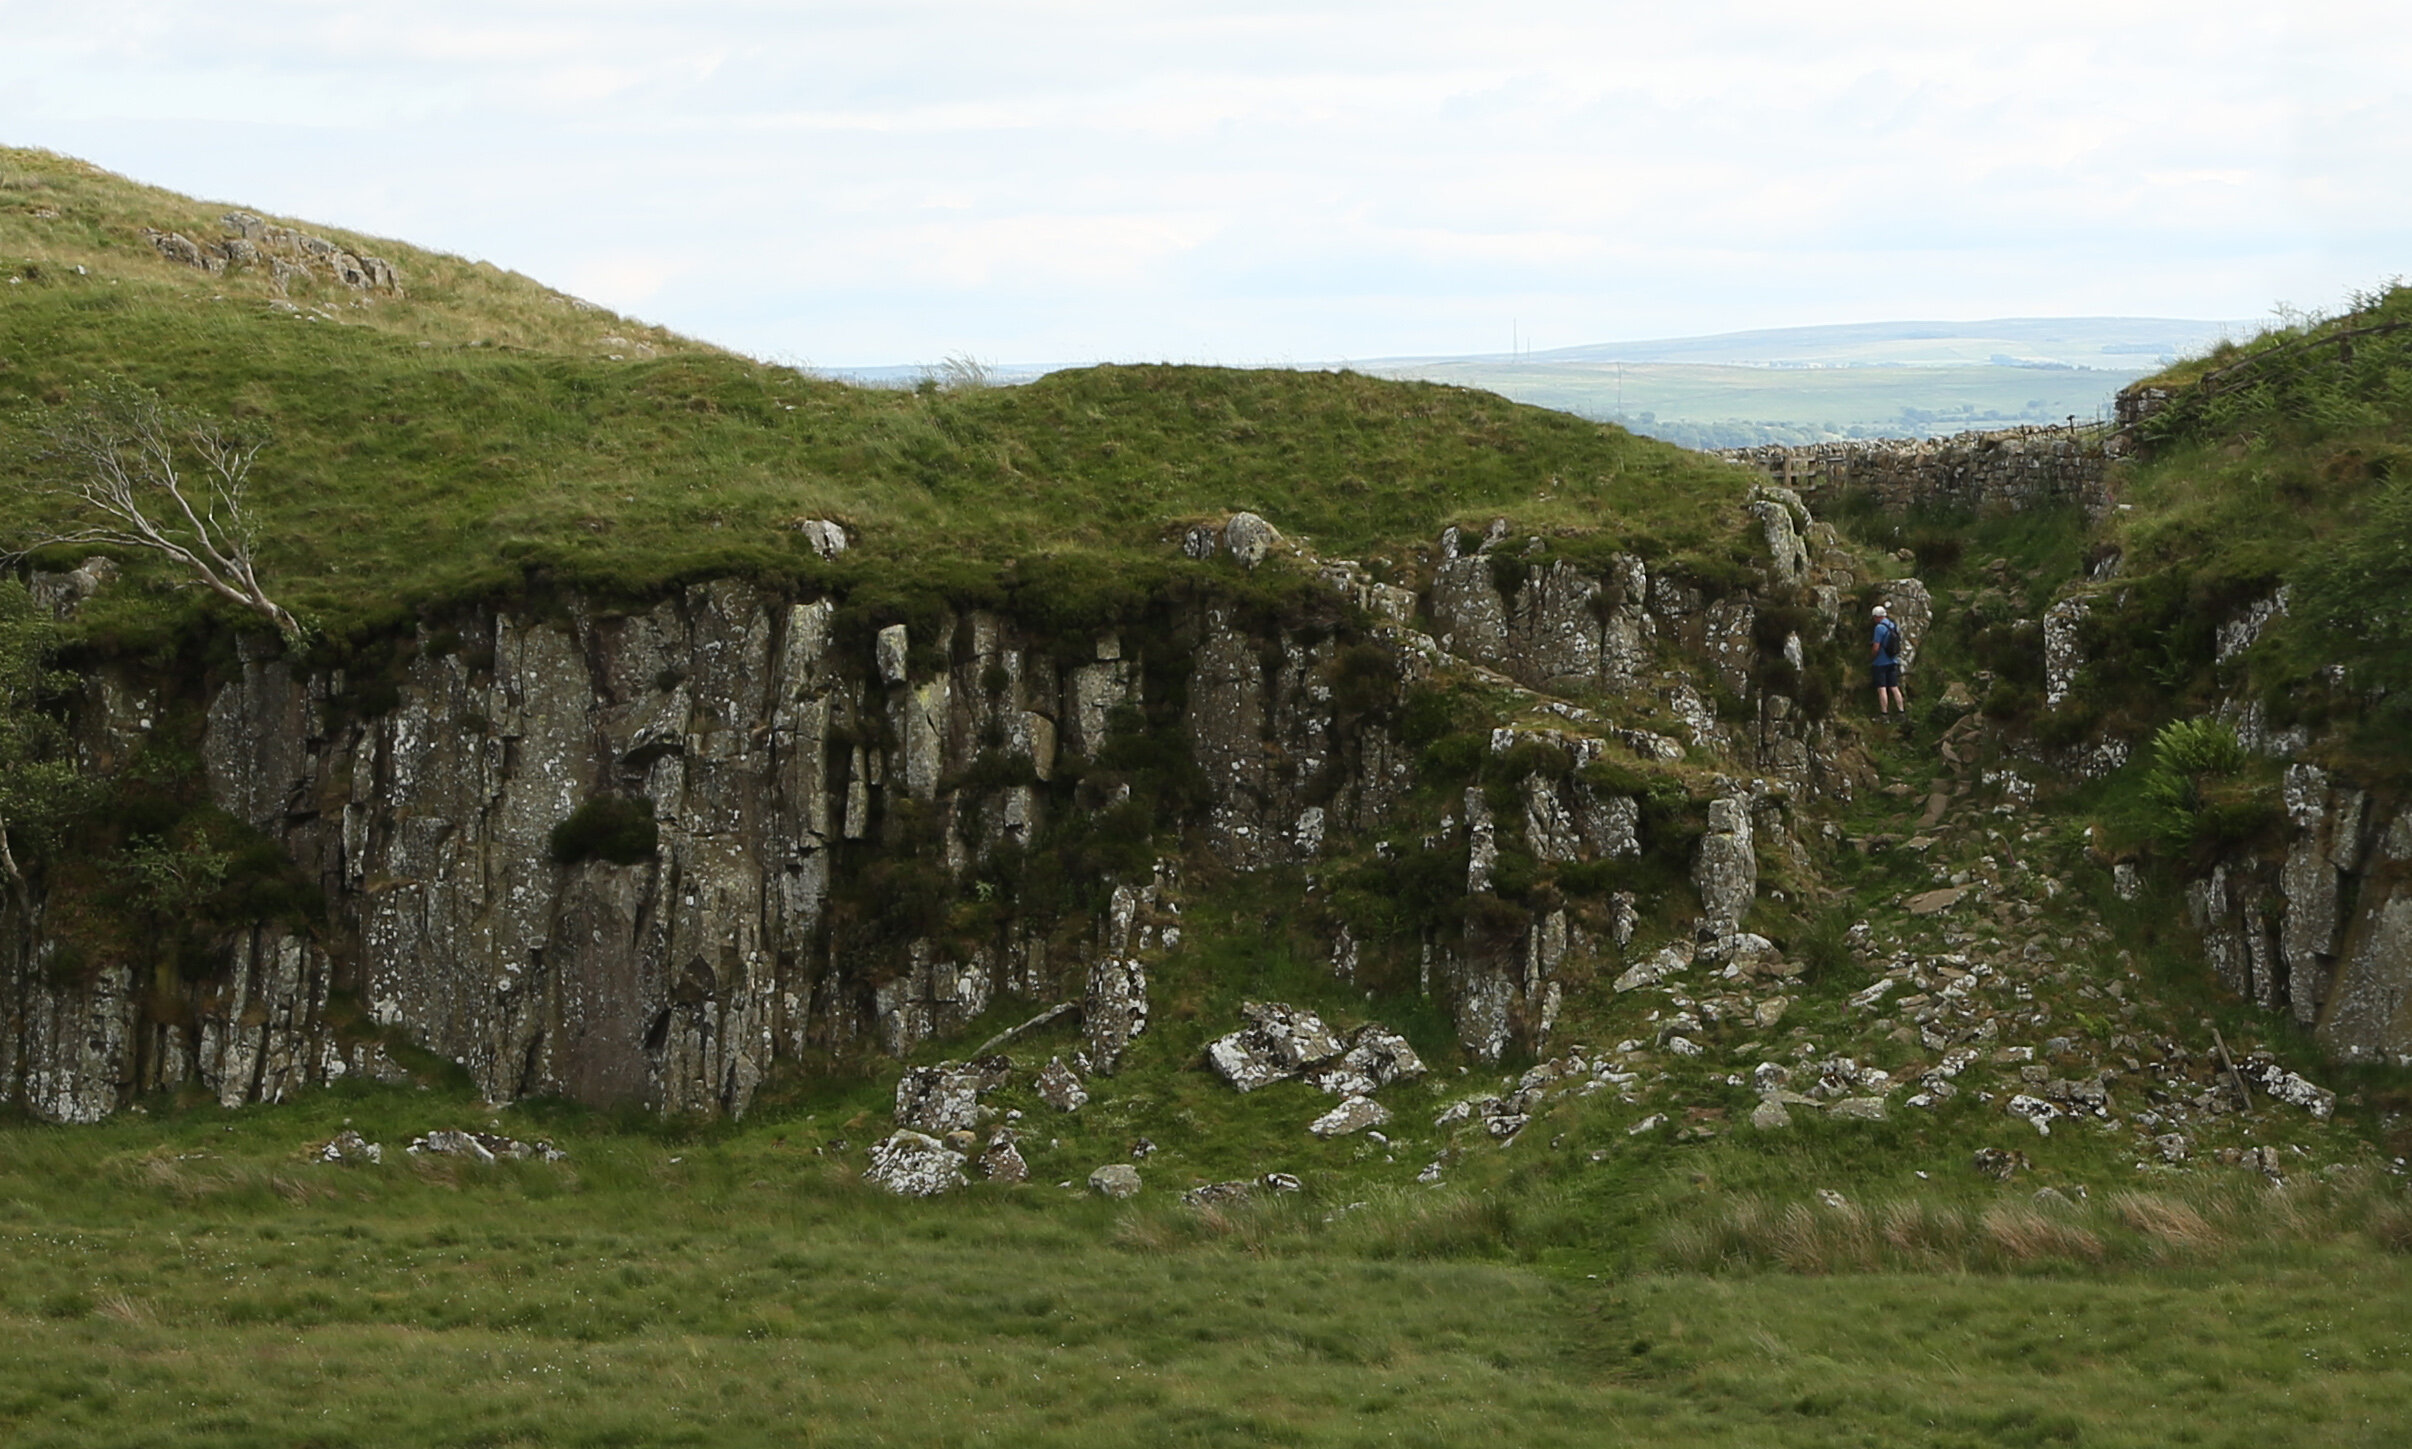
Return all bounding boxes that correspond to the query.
[3,1,2406,367]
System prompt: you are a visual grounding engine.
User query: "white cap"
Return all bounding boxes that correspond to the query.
[1871,605,1888,618]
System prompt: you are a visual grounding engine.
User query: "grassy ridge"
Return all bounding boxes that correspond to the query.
[1,147,1750,647]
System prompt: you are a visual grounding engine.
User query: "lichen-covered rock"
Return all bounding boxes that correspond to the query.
[1692,797,1757,938]
[2245,1059,2336,1118]
[1207,1001,1343,1092]
[894,1058,1008,1135]
[977,1131,1029,1183]
[2043,596,2089,706]
[792,519,849,560]
[1083,957,1148,1074]
[317,1130,383,1164]
[2004,1094,2061,1135]
[866,1130,967,1196]
[408,1130,565,1162]
[1182,1180,1255,1207]
[1304,1024,1427,1097]
[1036,1056,1089,1112]
[1749,487,1812,585]
[1615,943,1693,994]
[1223,512,1279,567]
[1308,1094,1390,1137]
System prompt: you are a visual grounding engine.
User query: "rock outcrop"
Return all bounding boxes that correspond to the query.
[5,488,1903,1118]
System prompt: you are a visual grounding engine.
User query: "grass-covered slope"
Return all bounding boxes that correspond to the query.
[2102,284,2412,764]
[1,147,1751,648]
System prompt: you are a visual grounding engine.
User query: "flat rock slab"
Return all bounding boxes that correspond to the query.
[1907,886,1970,916]
[1308,1094,1390,1138]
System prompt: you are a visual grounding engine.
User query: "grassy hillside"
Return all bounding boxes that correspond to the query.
[0,147,1751,649]
[7,151,2412,1448]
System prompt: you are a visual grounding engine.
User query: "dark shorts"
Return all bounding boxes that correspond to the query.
[1872,662,1901,689]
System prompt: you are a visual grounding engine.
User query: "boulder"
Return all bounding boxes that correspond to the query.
[1223,512,1280,567]
[1206,1001,1343,1092]
[894,1057,1009,1135]
[1614,943,1693,994]
[1036,1056,1089,1112]
[1083,957,1149,1074]
[792,519,849,559]
[1692,797,1757,938]
[1088,1163,1142,1199]
[978,1132,1029,1184]
[1304,1024,1428,1097]
[867,1130,967,1196]
[2004,1094,2061,1136]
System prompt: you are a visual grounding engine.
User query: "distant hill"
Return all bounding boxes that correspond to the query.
[1357,318,2250,448]
[828,319,2251,448]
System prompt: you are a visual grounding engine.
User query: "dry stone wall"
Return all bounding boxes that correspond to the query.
[1719,427,2111,517]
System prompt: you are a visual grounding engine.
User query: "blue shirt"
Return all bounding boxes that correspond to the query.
[1873,619,1902,665]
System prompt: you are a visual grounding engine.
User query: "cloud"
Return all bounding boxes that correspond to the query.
[1,0,2405,361]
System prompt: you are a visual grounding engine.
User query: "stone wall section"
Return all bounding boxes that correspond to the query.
[1719,427,2111,517]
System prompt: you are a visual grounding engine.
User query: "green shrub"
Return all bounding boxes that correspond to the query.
[2139,718,2266,856]
[549,795,659,867]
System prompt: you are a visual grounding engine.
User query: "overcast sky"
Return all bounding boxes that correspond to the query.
[4,1,2404,366]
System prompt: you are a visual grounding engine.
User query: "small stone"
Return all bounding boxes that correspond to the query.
[2153,1132,2191,1164]
[1816,1188,1850,1210]
[1829,1096,1889,1122]
[1750,1097,1792,1131]
[1088,1163,1142,1199]
[1627,1113,1667,1136]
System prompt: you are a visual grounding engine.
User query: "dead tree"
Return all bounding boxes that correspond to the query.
[25,382,302,642]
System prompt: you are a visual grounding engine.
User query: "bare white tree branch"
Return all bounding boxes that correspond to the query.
[23,383,301,641]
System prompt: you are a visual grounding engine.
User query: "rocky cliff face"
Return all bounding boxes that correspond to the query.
[3,498,1905,1121]
[2184,762,2412,1066]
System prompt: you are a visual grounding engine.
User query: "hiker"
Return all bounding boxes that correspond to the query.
[1871,605,1907,719]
